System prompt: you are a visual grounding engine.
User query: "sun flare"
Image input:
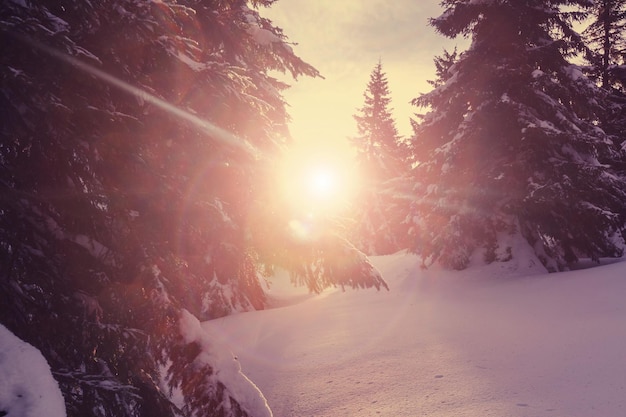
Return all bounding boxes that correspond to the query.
[307,166,337,198]
[277,142,359,217]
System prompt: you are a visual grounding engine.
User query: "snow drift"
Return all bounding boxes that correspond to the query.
[205,252,626,417]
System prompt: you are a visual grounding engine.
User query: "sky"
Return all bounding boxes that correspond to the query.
[262,0,468,150]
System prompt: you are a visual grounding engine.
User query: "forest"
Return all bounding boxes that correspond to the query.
[1,1,626,416]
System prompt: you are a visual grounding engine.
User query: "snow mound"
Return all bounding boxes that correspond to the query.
[464,231,548,279]
[178,310,272,417]
[0,324,66,417]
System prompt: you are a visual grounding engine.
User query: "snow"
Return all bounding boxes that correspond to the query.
[242,5,281,46]
[0,324,66,417]
[73,234,110,259]
[204,252,626,417]
[532,69,544,79]
[159,36,207,72]
[564,65,584,82]
[537,119,562,134]
[157,360,185,411]
[178,310,273,417]
[246,25,282,46]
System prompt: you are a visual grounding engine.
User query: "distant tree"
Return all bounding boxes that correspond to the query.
[409,0,626,271]
[583,0,626,89]
[350,60,410,255]
[0,1,386,416]
[583,0,626,153]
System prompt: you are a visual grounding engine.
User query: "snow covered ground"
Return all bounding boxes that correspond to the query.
[0,324,66,417]
[204,253,626,417]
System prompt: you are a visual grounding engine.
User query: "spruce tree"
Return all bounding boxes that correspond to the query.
[0,1,386,416]
[583,0,626,153]
[583,0,626,89]
[409,0,626,271]
[428,48,459,89]
[350,60,410,255]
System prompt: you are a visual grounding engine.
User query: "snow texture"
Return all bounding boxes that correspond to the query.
[564,65,584,82]
[242,5,281,46]
[205,253,626,417]
[0,324,66,417]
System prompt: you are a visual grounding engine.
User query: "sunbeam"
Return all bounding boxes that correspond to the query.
[9,32,261,159]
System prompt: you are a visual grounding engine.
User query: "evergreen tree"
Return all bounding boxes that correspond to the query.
[0,1,386,416]
[583,0,626,89]
[428,48,459,89]
[409,0,626,271]
[583,0,626,151]
[350,60,410,255]
[409,47,459,162]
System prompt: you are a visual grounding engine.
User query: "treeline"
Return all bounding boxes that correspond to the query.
[350,1,626,272]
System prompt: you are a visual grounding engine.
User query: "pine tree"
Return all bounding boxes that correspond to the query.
[350,60,410,255]
[409,0,626,272]
[0,1,386,416]
[583,0,626,89]
[428,48,459,89]
[409,47,458,161]
[583,0,626,152]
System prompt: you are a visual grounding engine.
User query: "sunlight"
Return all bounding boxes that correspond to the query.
[307,165,338,199]
[15,33,259,158]
[277,142,359,219]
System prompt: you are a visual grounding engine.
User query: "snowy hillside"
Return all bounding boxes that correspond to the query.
[205,253,626,417]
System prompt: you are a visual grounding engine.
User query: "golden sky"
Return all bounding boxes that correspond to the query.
[263,0,468,148]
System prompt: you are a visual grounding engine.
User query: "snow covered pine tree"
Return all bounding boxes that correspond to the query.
[0,1,386,416]
[350,60,410,255]
[409,0,626,271]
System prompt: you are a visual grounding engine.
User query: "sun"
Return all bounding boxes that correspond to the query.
[307,166,337,199]
[276,142,359,216]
